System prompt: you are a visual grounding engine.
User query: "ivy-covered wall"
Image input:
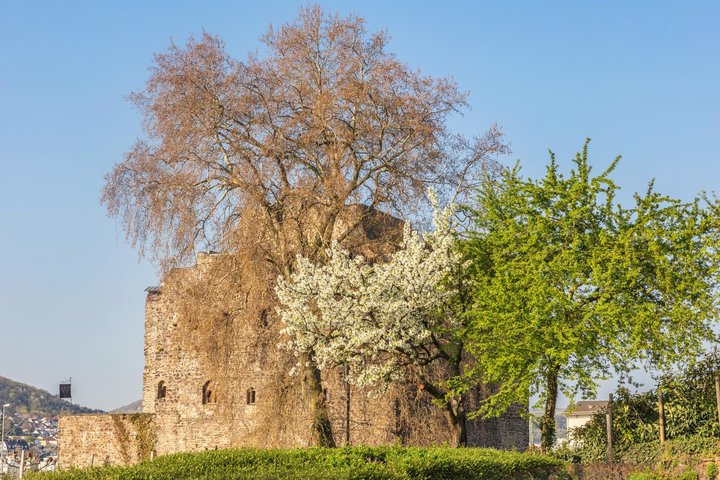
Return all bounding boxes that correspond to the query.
[58,414,156,468]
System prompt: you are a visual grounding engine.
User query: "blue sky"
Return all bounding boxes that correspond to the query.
[0,1,718,411]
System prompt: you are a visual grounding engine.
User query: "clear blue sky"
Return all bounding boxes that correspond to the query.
[0,1,718,411]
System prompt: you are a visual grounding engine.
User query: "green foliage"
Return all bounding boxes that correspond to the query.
[460,140,720,450]
[128,414,157,462]
[623,437,719,465]
[660,355,720,439]
[628,468,700,480]
[560,434,719,479]
[566,387,659,463]
[628,471,661,480]
[675,471,699,480]
[706,462,718,480]
[569,356,720,463]
[26,447,565,480]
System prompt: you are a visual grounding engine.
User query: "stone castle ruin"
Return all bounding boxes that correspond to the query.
[58,207,528,467]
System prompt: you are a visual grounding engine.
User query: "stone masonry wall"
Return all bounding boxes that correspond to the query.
[60,209,528,467]
[58,414,156,468]
[140,252,403,450]
[138,251,528,451]
[469,402,529,449]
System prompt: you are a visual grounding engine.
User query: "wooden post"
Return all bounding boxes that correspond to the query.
[344,363,351,445]
[658,386,666,445]
[18,449,24,479]
[714,372,720,428]
[606,393,613,463]
[90,454,95,467]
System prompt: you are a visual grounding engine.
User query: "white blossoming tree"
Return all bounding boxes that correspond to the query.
[276,196,473,446]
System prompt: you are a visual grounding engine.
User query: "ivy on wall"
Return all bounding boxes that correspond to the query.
[111,414,157,465]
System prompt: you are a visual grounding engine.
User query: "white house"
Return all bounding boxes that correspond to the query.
[565,400,609,431]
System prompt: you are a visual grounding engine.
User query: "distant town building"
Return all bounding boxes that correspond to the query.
[1,438,30,453]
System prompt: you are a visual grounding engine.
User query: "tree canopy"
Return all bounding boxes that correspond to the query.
[102,6,505,273]
[460,140,720,451]
[102,6,505,447]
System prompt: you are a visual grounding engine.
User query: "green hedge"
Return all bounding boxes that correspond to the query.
[554,434,720,466]
[622,437,720,465]
[28,447,565,480]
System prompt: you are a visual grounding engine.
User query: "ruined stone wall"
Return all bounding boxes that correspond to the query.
[60,208,528,467]
[474,383,530,449]
[143,257,238,453]
[58,414,156,468]
[139,252,351,450]
[469,403,529,449]
[139,251,528,452]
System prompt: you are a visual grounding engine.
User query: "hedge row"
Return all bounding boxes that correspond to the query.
[620,437,720,465]
[27,447,565,480]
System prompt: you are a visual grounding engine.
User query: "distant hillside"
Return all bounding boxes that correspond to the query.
[0,376,102,416]
[110,399,142,414]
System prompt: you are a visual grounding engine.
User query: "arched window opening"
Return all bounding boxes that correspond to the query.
[246,387,256,405]
[202,381,216,405]
[156,381,167,400]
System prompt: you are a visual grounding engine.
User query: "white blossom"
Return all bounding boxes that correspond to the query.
[276,194,461,387]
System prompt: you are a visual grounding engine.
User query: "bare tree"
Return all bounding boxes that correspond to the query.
[102,5,507,446]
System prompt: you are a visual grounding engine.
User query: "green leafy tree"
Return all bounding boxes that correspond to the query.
[460,140,720,452]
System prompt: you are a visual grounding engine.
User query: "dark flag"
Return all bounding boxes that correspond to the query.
[59,383,71,399]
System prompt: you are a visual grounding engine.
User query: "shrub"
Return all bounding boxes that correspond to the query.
[569,354,720,464]
[26,447,565,480]
[627,471,661,480]
[707,463,718,480]
[675,469,699,480]
[619,436,720,465]
[627,468,700,480]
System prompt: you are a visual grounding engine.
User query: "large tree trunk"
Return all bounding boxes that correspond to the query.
[301,356,335,447]
[447,397,468,447]
[540,366,559,453]
[421,378,467,447]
